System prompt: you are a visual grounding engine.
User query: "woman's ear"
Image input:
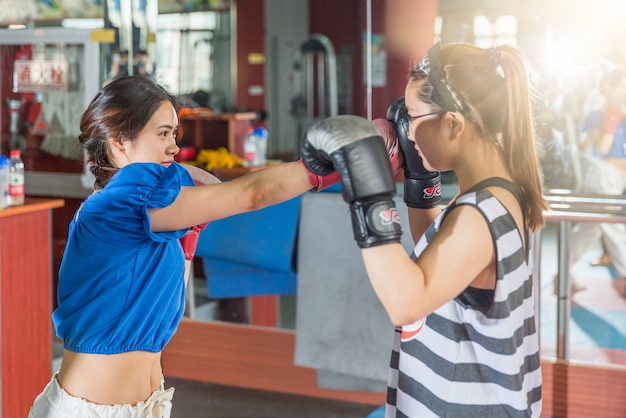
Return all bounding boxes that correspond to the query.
[445,112,464,138]
[107,137,128,167]
[109,137,127,154]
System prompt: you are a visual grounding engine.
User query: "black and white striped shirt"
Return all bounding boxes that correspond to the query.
[386,185,542,417]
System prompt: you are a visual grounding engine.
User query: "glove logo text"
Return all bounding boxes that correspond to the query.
[379,208,400,225]
[423,184,441,199]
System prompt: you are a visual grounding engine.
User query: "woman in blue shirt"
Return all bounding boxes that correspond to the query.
[29,75,399,417]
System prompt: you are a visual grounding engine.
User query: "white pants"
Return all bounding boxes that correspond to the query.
[29,375,174,418]
[569,155,626,277]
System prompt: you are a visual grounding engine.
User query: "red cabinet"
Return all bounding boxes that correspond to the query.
[0,198,64,418]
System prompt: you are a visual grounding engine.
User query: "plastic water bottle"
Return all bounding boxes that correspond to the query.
[253,127,268,166]
[243,127,257,168]
[8,149,24,206]
[0,155,10,209]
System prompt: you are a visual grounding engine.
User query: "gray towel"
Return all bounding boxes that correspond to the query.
[294,192,415,386]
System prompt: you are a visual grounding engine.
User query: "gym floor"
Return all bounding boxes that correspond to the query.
[537,222,626,367]
[168,377,379,418]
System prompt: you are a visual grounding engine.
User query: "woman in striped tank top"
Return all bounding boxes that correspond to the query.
[296,41,546,416]
[364,42,547,417]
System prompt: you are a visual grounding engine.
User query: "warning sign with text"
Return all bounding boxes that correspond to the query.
[13,60,69,92]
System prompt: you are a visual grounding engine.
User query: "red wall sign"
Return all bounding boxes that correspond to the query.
[13,60,68,92]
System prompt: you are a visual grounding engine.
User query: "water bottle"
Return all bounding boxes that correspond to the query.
[253,127,268,166]
[243,127,257,168]
[0,155,9,209]
[8,149,24,206]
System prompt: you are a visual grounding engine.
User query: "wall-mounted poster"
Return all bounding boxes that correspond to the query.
[363,32,386,87]
[0,0,103,24]
[158,0,230,14]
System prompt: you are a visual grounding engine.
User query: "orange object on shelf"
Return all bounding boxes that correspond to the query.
[178,107,213,118]
[178,112,257,160]
[177,107,213,143]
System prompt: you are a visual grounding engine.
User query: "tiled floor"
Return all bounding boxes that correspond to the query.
[538,222,626,366]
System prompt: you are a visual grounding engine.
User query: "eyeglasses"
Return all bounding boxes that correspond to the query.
[408,111,440,124]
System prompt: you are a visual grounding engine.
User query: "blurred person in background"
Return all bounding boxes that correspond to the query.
[569,67,626,294]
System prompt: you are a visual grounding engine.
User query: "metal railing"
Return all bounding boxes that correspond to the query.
[534,190,626,360]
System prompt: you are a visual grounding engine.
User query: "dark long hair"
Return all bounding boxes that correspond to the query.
[79,76,179,189]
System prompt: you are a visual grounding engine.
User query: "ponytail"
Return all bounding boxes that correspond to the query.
[498,45,547,231]
[431,43,547,231]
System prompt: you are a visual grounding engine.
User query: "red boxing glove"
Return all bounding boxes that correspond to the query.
[299,158,340,191]
[180,222,208,260]
[371,118,401,176]
[177,168,220,260]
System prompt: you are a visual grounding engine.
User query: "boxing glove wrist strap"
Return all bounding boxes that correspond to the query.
[349,198,402,248]
[179,223,208,260]
[404,172,442,209]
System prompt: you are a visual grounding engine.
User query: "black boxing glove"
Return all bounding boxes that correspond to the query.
[301,115,402,248]
[386,97,441,209]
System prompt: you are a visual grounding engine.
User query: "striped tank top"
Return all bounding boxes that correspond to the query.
[385,178,542,417]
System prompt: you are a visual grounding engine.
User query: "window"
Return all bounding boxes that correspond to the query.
[155,11,230,97]
[474,15,517,47]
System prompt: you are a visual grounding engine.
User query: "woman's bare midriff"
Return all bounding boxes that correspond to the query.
[56,349,163,405]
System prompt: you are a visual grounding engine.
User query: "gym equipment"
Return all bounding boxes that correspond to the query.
[290,34,338,158]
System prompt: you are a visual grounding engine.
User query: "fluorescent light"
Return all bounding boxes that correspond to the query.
[61,18,104,29]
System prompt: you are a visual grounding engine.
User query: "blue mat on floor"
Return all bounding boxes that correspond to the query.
[366,405,385,417]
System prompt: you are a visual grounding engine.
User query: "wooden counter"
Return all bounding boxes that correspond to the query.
[0,197,64,418]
